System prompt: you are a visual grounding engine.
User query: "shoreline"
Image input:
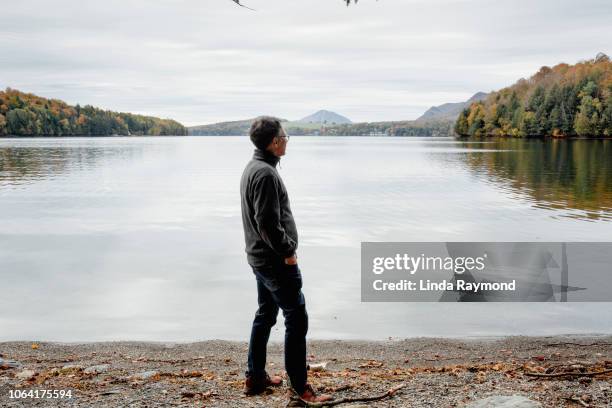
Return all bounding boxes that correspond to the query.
[1,335,610,407]
[2,331,611,345]
[2,134,612,138]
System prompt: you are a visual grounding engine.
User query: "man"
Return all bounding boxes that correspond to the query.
[240,117,331,403]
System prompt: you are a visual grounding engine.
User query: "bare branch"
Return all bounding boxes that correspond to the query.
[230,0,256,11]
[524,369,612,379]
[289,382,406,407]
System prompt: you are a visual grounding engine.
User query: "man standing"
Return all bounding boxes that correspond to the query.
[240,117,331,403]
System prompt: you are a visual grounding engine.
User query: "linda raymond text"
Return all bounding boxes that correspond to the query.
[373,279,517,292]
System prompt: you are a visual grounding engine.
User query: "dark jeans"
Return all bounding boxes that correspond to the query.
[247,260,308,394]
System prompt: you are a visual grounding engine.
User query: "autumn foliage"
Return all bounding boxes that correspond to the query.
[455,53,612,138]
[0,88,187,136]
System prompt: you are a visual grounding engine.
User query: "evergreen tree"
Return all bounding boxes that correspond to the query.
[575,96,600,136]
[455,109,469,135]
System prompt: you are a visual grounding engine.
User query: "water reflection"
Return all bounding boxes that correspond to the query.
[1,136,611,341]
[456,138,612,221]
[0,140,146,187]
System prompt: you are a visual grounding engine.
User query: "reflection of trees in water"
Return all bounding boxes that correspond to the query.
[461,138,612,220]
[0,145,143,185]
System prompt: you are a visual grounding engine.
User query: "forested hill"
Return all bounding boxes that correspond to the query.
[455,53,612,138]
[0,88,187,136]
[189,117,453,136]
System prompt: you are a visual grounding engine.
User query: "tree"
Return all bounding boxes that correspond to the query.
[527,86,545,112]
[455,109,469,136]
[575,96,601,136]
[549,107,562,135]
[521,111,538,136]
[602,94,612,136]
[466,103,485,136]
[0,113,6,135]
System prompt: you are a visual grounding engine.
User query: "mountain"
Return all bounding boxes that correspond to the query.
[0,88,187,136]
[297,110,352,125]
[455,53,612,138]
[189,118,256,136]
[416,92,488,122]
[187,111,351,136]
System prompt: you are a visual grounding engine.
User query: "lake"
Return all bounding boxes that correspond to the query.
[0,136,610,341]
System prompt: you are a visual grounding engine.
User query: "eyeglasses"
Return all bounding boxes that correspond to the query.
[277,134,290,141]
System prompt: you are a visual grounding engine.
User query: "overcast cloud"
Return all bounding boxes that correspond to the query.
[0,0,610,125]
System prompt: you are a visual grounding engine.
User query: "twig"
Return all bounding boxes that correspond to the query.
[291,382,406,407]
[423,357,462,362]
[564,396,590,407]
[97,390,122,396]
[545,342,612,347]
[330,384,352,392]
[524,369,612,379]
[126,357,206,364]
[230,0,256,11]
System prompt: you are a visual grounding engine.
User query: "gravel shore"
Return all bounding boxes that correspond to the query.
[1,335,610,407]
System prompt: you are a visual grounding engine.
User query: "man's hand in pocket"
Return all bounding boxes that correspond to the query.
[284,254,298,265]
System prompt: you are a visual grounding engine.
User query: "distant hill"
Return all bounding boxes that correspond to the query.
[187,115,452,137]
[417,92,488,122]
[296,110,352,125]
[455,53,612,137]
[189,116,291,136]
[301,119,454,137]
[190,118,257,136]
[188,111,351,136]
[0,88,187,136]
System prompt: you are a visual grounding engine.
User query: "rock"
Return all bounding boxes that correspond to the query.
[130,370,159,380]
[60,364,84,373]
[16,370,37,380]
[465,395,542,408]
[309,362,328,372]
[0,358,22,369]
[84,364,110,374]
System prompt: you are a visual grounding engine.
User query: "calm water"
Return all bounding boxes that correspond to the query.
[0,136,610,342]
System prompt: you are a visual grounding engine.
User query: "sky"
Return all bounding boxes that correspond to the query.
[0,0,610,126]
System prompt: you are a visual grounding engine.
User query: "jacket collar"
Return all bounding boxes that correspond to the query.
[253,149,280,167]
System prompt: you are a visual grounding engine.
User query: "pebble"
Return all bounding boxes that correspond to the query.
[130,370,159,380]
[309,362,328,372]
[16,369,37,380]
[84,364,110,374]
[466,395,542,408]
[60,364,84,373]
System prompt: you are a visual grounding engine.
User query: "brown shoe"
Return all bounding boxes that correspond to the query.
[299,384,333,403]
[244,373,283,396]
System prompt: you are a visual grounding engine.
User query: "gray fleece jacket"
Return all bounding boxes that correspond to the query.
[240,149,298,267]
